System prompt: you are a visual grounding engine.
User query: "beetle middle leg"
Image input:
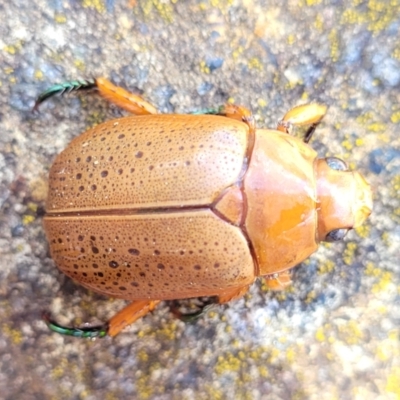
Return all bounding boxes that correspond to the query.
[170,297,217,322]
[277,103,327,143]
[34,77,158,115]
[94,77,158,115]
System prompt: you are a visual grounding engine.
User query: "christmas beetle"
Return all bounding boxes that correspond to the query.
[35,78,372,338]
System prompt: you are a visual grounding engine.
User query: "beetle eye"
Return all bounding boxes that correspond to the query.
[326,157,348,171]
[325,228,348,242]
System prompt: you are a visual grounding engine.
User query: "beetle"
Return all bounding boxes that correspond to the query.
[35,77,372,338]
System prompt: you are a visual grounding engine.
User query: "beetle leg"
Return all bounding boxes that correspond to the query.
[34,77,158,115]
[95,77,158,115]
[33,79,97,111]
[193,104,256,135]
[170,299,216,322]
[277,103,327,143]
[171,285,251,322]
[217,285,250,304]
[44,300,160,337]
[107,300,161,337]
[264,270,292,291]
[43,312,108,339]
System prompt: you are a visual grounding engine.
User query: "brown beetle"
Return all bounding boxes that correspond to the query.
[36,78,372,338]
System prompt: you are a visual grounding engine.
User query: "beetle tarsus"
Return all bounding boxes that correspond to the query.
[170,300,215,322]
[42,311,108,339]
[33,79,97,111]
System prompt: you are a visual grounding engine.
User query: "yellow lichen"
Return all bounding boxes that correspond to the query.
[22,215,35,225]
[391,110,400,123]
[138,0,178,23]
[392,175,400,195]
[74,59,86,71]
[314,14,323,30]
[248,57,263,70]
[54,14,67,23]
[341,137,354,151]
[365,261,380,277]
[338,320,364,345]
[156,320,178,341]
[215,352,242,374]
[372,271,393,294]
[367,122,386,132]
[328,29,340,62]
[355,138,364,146]
[232,46,244,60]
[343,242,357,266]
[365,262,394,293]
[287,34,295,45]
[315,327,326,342]
[82,0,106,13]
[340,1,400,33]
[4,45,16,54]
[2,325,23,345]
[34,70,44,80]
[199,60,210,74]
[257,98,267,108]
[318,259,335,274]
[137,349,149,362]
[355,223,371,239]
[305,290,316,304]
[386,367,400,398]
[286,346,296,363]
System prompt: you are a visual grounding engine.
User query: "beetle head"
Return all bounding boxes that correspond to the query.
[315,157,372,242]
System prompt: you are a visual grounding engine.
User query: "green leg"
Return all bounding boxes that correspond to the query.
[42,312,108,339]
[33,79,96,111]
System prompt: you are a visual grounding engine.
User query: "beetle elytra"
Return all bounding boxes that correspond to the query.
[36,78,372,338]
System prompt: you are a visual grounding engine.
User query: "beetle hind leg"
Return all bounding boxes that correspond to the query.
[277,103,327,143]
[107,300,161,337]
[43,311,108,339]
[43,300,161,338]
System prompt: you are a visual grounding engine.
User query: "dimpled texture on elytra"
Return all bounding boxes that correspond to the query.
[44,114,256,300]
[46,114,248,212]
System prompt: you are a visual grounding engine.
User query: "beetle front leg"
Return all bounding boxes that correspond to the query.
[264,270,292,291]
[277,103,327,143]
